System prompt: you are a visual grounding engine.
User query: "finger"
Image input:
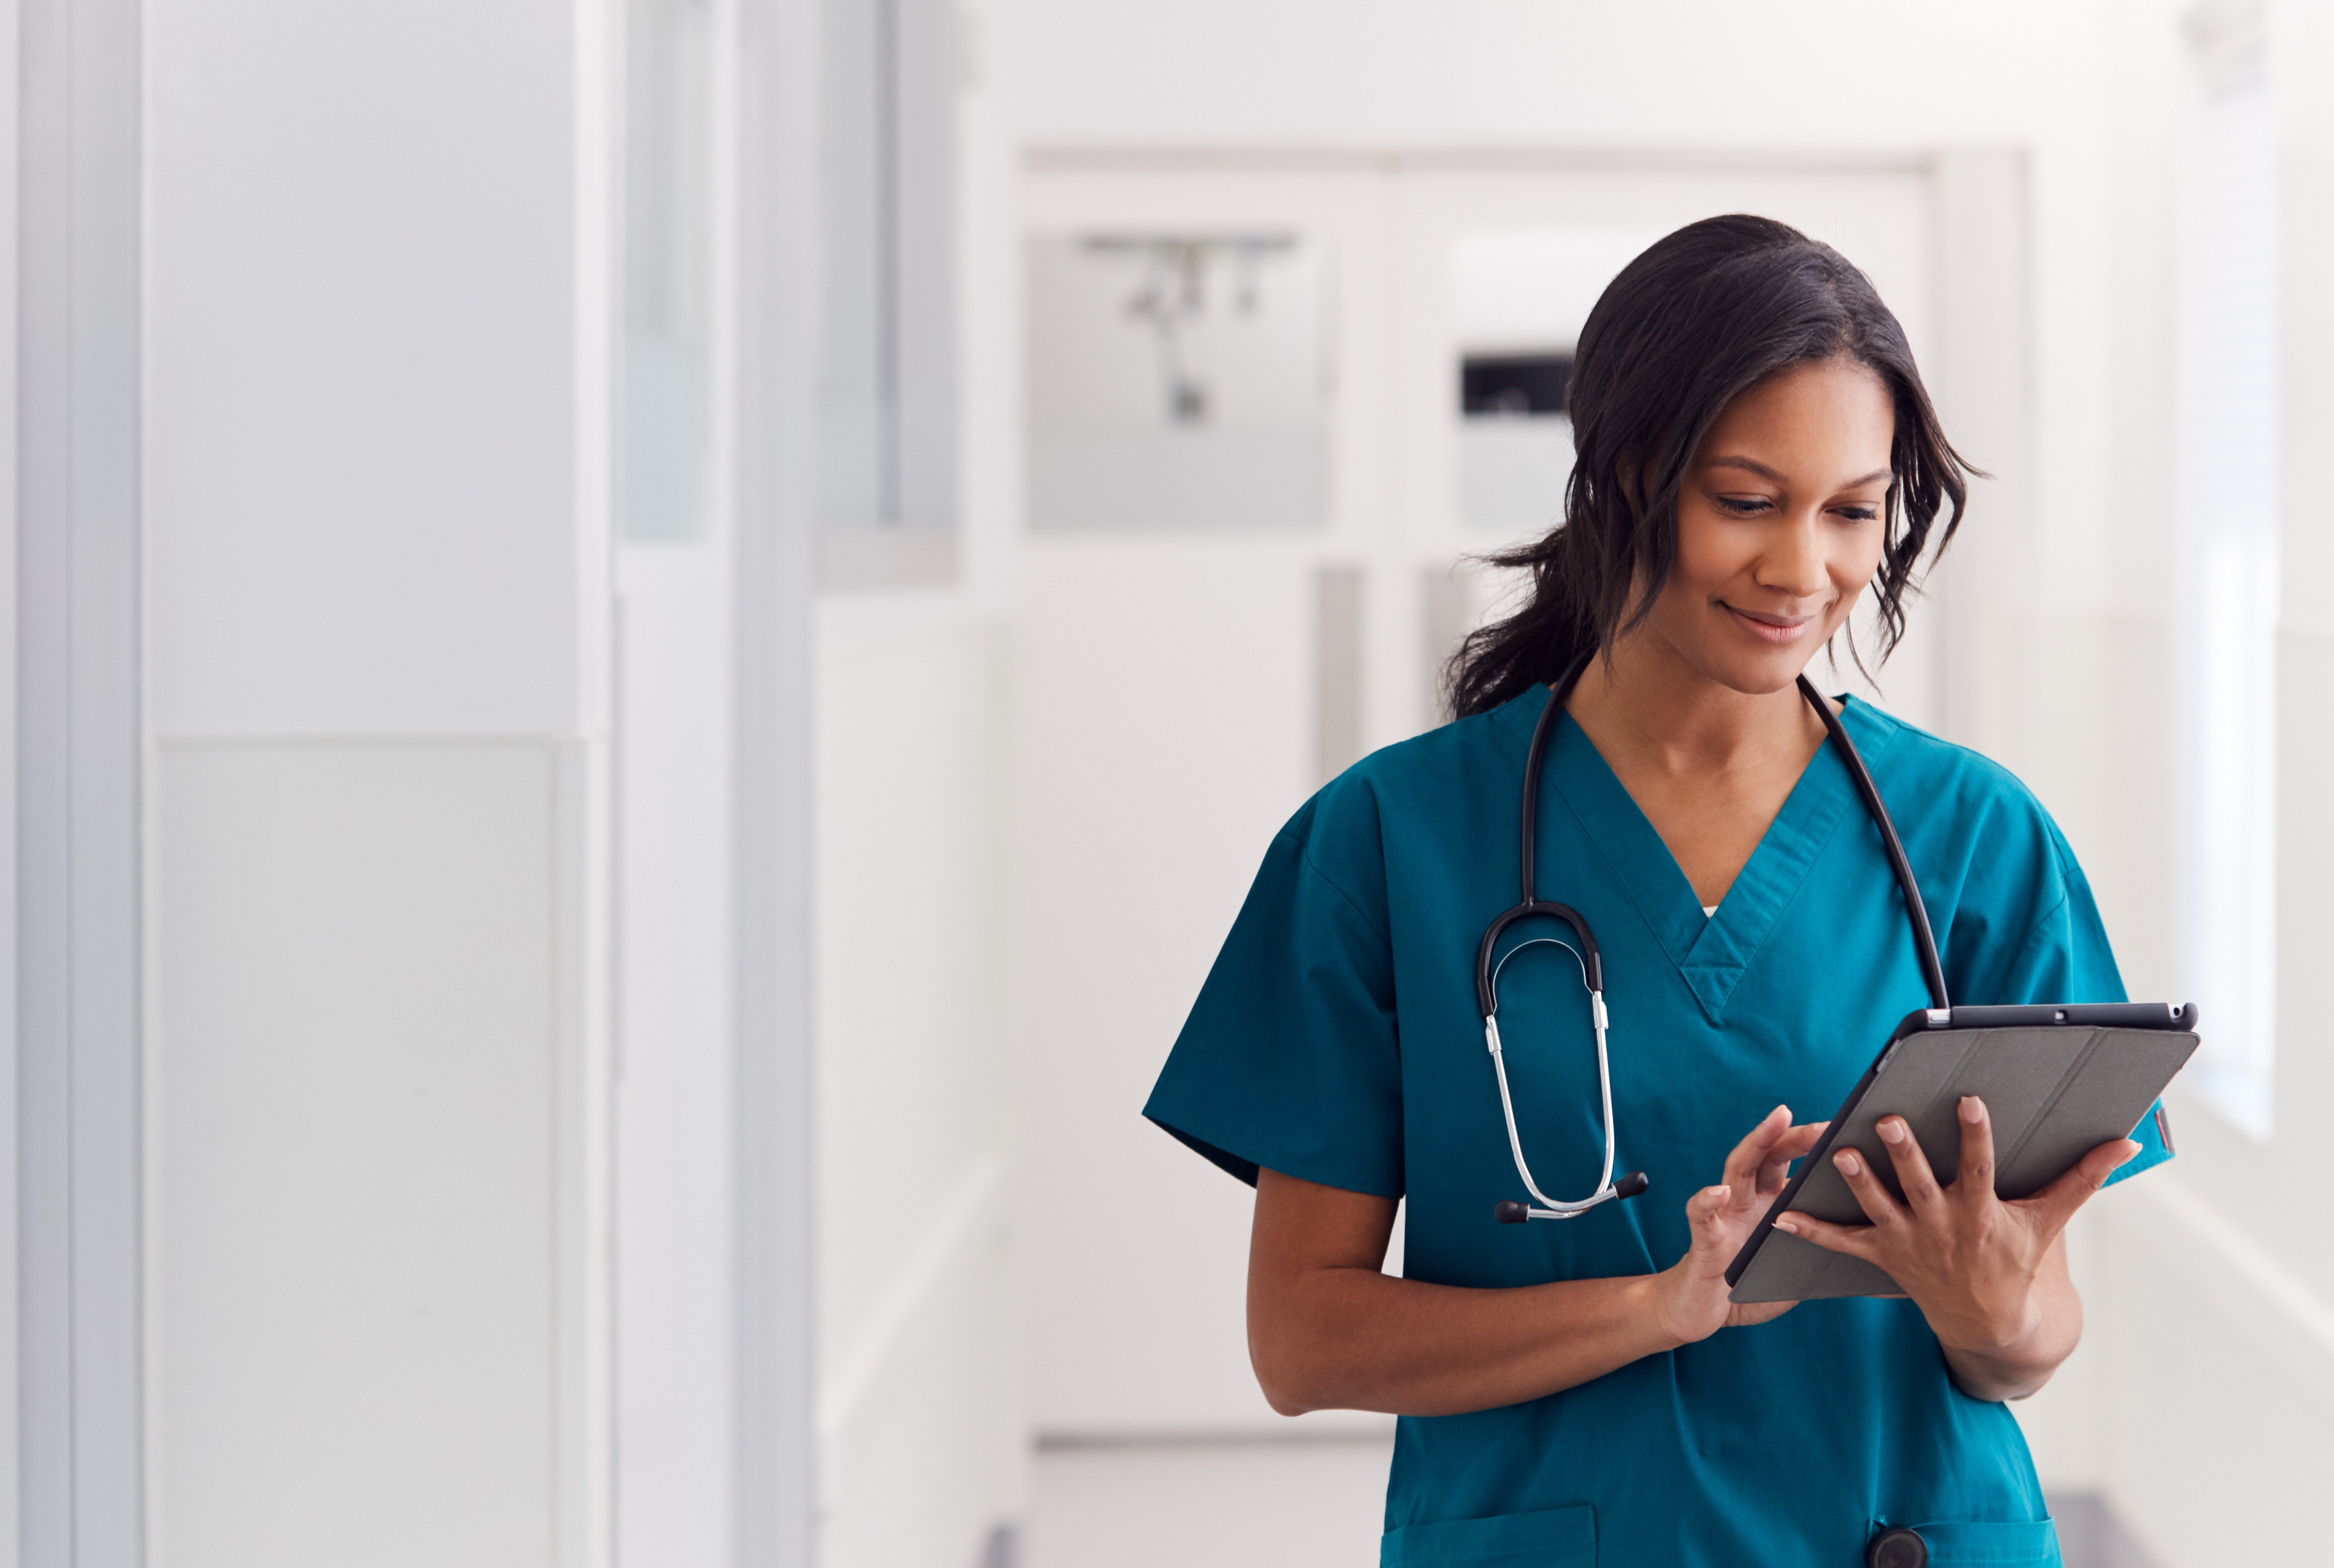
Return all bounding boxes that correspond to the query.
[1754,1122,1830,1195]
[1722,1106,1792,1192]
[2018,1137,2141,1238]
[1873,1115,1944,1214]
[1953,1096,1997,1209]
[1770,1209,1874,1258]
[1830,1146,1906,1227]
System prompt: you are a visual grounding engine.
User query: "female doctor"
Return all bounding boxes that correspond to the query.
[1142,215,2169,1568]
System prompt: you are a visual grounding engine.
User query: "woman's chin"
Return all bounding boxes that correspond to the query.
[1691,640,1819,698]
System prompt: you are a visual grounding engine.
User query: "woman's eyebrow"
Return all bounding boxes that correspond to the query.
[1706,455,1787,482]
[1705,455,1892,489]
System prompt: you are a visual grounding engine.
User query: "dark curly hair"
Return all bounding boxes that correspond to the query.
[1444,214,1976,719]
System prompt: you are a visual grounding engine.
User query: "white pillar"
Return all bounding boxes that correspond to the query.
[141,1,619,1561]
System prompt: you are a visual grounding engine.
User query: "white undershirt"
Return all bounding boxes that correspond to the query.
[1702,905,1718,918]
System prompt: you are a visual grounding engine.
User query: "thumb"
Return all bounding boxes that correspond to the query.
[2026,1138,2138,1237]
[1687,1185,1733,1252]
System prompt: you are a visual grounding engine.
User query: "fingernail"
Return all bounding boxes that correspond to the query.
[1960,1096,1985,1124]
[1835,1151,1862,1176]
[1773,1215,1800,1234]
[1878,1118,1907,1144]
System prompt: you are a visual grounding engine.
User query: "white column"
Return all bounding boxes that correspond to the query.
[141,0,617,1561]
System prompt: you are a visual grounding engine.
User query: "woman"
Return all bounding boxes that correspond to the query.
[1141,215,2168,1567]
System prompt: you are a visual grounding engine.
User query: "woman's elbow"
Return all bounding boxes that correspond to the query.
[1246,1313,1330,1416]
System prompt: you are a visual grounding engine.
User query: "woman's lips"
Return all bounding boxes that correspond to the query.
[1722,603,1816,645]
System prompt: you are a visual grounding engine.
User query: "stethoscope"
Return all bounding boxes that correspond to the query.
[1479,653,1951,1225]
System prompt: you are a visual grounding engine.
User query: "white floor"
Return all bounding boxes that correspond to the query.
[1023,1438,1394,1568]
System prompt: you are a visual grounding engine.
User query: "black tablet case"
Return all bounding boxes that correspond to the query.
[1726,1008,2198,1303]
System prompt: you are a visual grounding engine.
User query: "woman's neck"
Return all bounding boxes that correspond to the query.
[1561,634,1838,908]
[1563,632,1830,783]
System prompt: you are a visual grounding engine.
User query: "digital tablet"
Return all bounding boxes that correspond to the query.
[1726,1003,2199,1303]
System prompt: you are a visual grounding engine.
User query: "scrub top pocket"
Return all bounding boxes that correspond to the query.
[1380,1505,1596,1567]
[1870,1517,2060,1565]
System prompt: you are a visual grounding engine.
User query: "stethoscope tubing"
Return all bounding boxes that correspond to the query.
[1480,655,1950,1224]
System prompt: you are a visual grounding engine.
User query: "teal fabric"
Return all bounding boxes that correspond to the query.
[1144,686,2169,1568]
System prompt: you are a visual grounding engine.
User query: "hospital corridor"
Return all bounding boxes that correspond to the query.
[3,0,2330,1565]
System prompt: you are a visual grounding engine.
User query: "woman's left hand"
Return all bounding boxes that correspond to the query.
[1771,1095,2138,1399]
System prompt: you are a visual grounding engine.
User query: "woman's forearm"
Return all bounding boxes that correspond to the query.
[1247,1167,1727,1418]
[1247,1125,1822,1419]
[1247,1262,1680,1418]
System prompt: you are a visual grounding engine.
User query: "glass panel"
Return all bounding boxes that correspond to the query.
[621,0,716,543]
[1447,227,1657,539]
[2174,50,2280,1137]
[819,0,899,527]
[1026,233,1328,533]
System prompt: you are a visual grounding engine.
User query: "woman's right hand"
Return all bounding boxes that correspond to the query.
[1649,1106,1827,1345]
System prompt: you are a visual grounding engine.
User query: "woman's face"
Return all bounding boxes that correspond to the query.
[1639,357,1896,697]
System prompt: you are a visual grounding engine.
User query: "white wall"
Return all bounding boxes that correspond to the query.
[144,0,610,740]
[812,611,1023,1566]
[149,741,587,1567]
[142,0,615,1561]
[612,542,736,1568]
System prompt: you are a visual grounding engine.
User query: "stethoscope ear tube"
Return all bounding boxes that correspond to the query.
[1795,675,1948,1012]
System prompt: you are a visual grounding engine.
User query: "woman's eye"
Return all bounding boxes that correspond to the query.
[1714,495,1771,516]
[1836,506,1880,523]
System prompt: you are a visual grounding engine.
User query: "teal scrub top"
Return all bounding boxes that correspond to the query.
[1143,686,2171,1568]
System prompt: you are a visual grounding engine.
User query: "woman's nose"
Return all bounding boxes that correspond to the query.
[1757,513,1831,598]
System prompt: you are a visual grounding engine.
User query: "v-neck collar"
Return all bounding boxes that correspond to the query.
[1496,685,1905,1025]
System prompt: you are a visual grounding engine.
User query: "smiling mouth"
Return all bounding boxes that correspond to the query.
[1721,603,1817,645]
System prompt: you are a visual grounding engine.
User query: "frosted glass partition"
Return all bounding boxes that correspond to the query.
[1448,227,1657,539]
[622,0,715,542]
[819,0,956,571]
[1026,234,1328,533]
[2173,12,2280,1139]
[820,0,895,525]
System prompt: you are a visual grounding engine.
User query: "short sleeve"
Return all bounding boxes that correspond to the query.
[1959,819,2172,1187]
[1141,799,1405,1199]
